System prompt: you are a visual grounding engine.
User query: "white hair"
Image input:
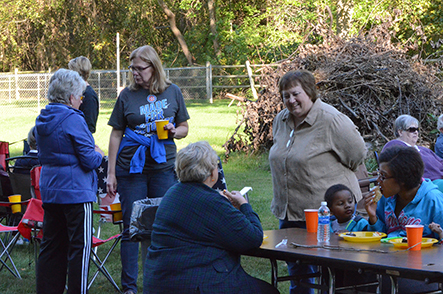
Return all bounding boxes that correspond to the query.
[47,69,86,104]
[176,141,218,183]
[438,114,443,130]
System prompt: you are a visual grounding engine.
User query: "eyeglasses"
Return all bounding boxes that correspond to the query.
[377,170,394,181]
[128,65,152,73]
[405,127,419,133]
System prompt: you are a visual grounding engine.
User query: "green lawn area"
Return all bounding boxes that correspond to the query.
[0,98,292,293]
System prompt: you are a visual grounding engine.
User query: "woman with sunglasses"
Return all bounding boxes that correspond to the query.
[364,145,443,293]
[382,114,443,180]
[107,45,190,294]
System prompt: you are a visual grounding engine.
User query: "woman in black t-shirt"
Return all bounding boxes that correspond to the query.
[107,45,190,294]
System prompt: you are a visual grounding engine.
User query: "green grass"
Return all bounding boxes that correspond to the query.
[0,98,291,293]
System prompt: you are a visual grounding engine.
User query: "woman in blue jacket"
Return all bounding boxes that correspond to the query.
[144,141,278,294]
[364,145,443,293]
[35,69,104,294]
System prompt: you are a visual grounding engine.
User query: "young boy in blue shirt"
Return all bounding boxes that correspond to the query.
[324,184,368,233]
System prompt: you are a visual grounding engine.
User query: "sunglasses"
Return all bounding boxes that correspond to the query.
[405,127,419,133]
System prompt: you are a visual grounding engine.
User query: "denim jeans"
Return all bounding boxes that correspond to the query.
[279,218,316,294]
[116,165,178,293]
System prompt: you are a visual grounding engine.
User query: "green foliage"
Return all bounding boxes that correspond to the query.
[1,0,443,71]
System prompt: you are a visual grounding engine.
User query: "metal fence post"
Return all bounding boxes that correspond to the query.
[15,68,19,100]
[8,75,12,103]
[206,61,213,103]
[98,72,101,101]
[37,74,40,110]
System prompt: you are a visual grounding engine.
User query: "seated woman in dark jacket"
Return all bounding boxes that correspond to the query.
[13,126,39,174]
[143,141,278,294]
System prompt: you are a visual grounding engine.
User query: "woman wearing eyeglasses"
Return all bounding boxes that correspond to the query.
[269,70,367,294]
[382,114,443,181]
[107,45,190,294]
[364,145,443,293]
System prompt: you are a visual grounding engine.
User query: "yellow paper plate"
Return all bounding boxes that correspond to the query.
[388,237,438,249]
[339,231,387,242]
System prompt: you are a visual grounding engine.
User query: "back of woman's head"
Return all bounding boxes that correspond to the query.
[47,69,86,104]
[128,45,171,94]
[27,126,37,150]
[393,114,418,137]
[324,184,354,208]
[278,70,317,102]
[68,56,92,81]
[176,141,218,183]
[379,145,424,189]
[438,114,443,130]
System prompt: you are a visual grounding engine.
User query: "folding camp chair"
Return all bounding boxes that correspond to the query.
[89,208,123,293]
[0,223,21,278]
[30,166,42,200]
[0,199,31,279]
[0,141,9,171]
[89,231,122,293]
[5,156,35,204]
[17,198,44,266]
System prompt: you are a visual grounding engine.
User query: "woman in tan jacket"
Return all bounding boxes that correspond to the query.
[269,70,366,294]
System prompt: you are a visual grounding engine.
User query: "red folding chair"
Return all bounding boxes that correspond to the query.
[0,223,21,278]
[17,198,44,265]
[88,208,123,293]
[30,166,42,200]
[0,141,9,171]
[0,199,31,279]
[89,233,122,293]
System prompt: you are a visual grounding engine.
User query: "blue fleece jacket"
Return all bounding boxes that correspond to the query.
[368,179,443,239]
[35,103,102,204]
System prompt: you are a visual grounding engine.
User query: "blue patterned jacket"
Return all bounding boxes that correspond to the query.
[144,182,264,294]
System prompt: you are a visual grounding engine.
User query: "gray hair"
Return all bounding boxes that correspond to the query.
[176,141,218,183]
[438,114,443,130]
[393,114,418,137]
[47,69,86,104]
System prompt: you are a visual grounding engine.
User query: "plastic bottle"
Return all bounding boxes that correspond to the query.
[317,201,330,243]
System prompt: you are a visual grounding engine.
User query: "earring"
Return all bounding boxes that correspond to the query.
[211,179,215,182]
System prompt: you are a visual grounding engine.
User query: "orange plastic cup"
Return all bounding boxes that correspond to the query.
[304,209,318,233]
[110,203,123,222]
[8,194,21,214]
[155,120,169,140]
[406,225,424,251]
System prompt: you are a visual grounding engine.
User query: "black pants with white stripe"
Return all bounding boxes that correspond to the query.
[36,202,92,294]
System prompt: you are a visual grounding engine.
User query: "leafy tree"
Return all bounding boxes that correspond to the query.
[0,0,442,72]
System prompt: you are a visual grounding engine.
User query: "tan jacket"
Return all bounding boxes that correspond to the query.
[269,99,367,221]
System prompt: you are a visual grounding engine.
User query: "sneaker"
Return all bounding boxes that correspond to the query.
[16,238,24,245]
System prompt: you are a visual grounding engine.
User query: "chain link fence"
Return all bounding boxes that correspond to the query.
[0,63,273,118]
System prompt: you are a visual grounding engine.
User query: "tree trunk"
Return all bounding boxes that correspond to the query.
[336,0,353,37]
[157,0,195,65]
[208,0,221,57]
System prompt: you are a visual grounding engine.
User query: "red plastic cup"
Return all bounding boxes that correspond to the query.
[406,225,424,251]
[304,209,318,233]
